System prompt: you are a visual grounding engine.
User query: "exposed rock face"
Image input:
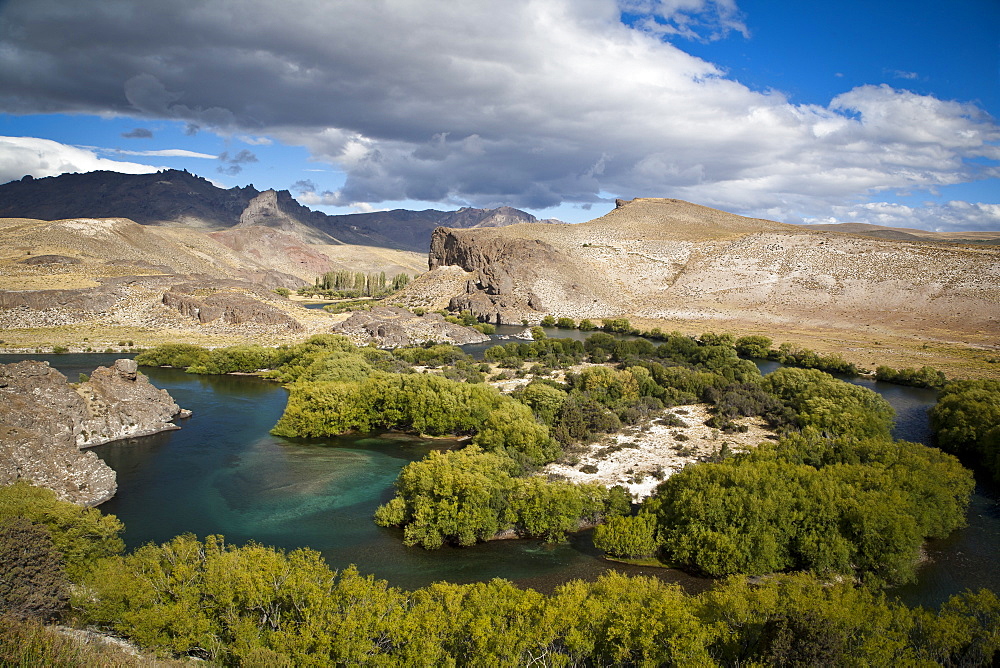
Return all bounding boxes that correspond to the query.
[0,359,186,506]
[333,306,490,347]
[428,227,590,324]
[422,198,1000,337]
[162,283,303,330]
[75,359,187,447]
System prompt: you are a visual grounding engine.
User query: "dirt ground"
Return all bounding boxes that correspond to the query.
[541,404,773,501]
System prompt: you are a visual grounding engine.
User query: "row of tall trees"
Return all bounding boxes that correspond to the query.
[307,270,411,298]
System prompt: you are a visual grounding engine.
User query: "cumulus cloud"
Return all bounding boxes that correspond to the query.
[0,0,996,229]
[217,149,258,175]
[121,127,153,138]
[804,200,1000,233]
[0,136,158,185]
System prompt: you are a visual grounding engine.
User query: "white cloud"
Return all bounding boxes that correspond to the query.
[99,148,216,159]
[0,136,158,185]
[803,200,1000,233]
[0,0,996,229]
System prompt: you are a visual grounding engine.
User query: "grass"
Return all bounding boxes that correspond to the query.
[0,615,191,667]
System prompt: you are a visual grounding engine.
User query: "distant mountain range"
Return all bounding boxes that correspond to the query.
[0,169,562,253]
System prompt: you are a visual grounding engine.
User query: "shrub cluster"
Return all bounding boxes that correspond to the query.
[598,369,973,587]
[374,446,629,547]
[931,379,1000,482]
[70,533,1000,666]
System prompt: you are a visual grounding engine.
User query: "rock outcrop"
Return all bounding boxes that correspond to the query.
[162,283,304,330]
[428,229,563,324]
[333,306,490,347]
[0,359,187,506]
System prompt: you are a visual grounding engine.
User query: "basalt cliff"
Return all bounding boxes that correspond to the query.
[0,359,186,506]
[413,198,1000,345]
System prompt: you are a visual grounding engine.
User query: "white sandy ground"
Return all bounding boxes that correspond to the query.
[540,404,774,502]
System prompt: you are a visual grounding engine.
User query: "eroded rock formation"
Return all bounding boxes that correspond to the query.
[0,359,187,506]
[161,283,303,330]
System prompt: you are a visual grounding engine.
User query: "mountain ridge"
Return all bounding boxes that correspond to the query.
[0,170,560,253]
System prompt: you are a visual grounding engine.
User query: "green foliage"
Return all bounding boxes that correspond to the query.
[593,513,662,558]
[72,530,1000,666]
[539,314,556,327]
[273,372,559,466]
[770,342,860,375]
[312,269,408,298]
[875,364,947,389]
[135,343,211,369]
[0,518,68,621]
[763,367,895,439]
[555,317,575,329]
[186,344,286,375]
[601,317,632,333]
[931,379,1000,481]
[272,287,291,297]
[375,447,628,548]
[484,337,585,368]
[577,318,595,331]
[0,483,123,580]
[734,334,773,358]
[648,434,972,585]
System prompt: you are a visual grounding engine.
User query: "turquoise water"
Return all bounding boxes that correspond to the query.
[3,352,996,603]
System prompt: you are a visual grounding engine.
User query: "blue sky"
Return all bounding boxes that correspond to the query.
[0,0,997,230]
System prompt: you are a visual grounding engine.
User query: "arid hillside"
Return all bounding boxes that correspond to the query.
[407,198,1000,376]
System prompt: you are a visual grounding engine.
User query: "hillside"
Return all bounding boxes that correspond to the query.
[0,170,559,253]
[406,197,1000,376]
[801,222,1000,245]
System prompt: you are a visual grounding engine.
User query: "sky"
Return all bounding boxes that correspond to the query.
[0,0,997,231]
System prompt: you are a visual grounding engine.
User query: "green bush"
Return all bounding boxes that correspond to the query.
[593,513,662,558]
[375,447,628,548]
[875,365,947,389]
[931,379,1000,481]
[0,483,123,580]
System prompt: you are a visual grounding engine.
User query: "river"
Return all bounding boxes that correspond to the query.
[2,346,997,607]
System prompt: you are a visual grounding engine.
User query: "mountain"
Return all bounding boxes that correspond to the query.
[0,170,561,253]
[406,198,1000,364]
